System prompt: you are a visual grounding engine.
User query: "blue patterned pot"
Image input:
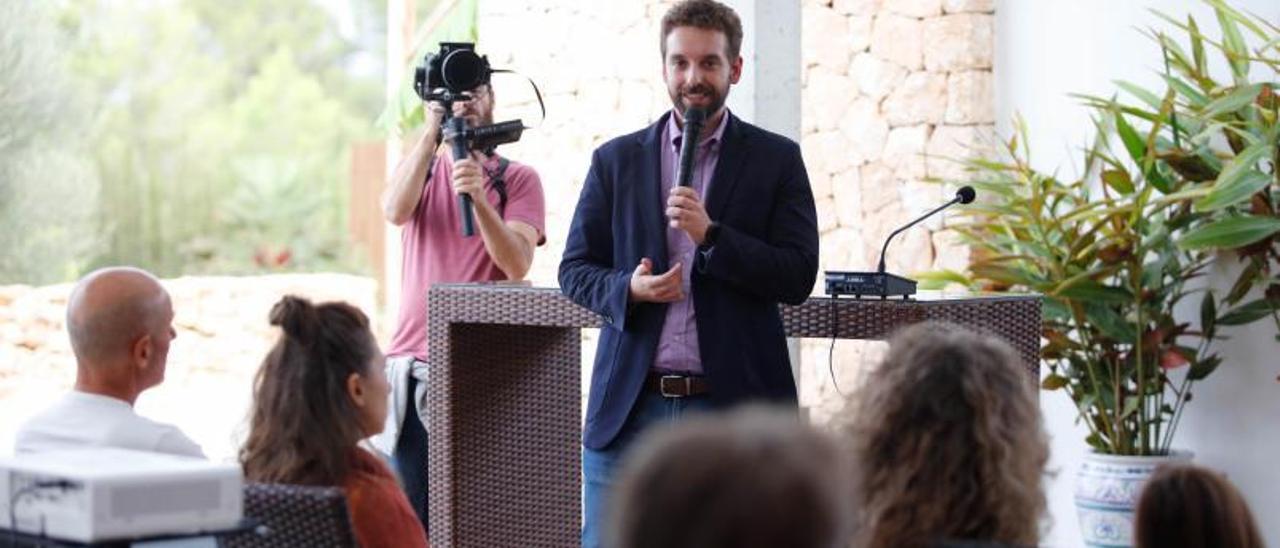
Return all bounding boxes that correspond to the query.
[1074,450,1193,547]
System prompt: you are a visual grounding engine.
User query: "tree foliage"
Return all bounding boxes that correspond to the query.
[0,0,387,283]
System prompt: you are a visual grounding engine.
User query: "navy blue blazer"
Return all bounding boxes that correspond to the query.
[559,111,819,450]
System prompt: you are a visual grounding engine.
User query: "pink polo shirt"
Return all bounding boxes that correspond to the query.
[388,152,546,361]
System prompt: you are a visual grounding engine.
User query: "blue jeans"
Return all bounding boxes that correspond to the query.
[581,390,715,548]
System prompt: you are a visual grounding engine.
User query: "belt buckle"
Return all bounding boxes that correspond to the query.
[659,375,689,398]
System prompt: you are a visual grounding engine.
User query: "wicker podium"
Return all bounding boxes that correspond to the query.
[425,284,1040,547]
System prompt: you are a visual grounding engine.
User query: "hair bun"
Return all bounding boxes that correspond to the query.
[269,295,318,340]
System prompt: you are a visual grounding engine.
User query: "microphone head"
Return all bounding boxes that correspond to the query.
[956,186,976,204]
[683,107,706,128]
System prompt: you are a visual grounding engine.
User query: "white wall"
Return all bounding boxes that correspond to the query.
[995,1,1280,545]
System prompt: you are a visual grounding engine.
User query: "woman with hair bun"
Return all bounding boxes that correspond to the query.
[240,296,428,548]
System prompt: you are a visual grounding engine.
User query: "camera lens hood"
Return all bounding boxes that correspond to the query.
[441,49,488,92]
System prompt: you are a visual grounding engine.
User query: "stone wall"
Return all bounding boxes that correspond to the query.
[0,274,377,460]
[798,0,996,420]
[475,0,996,421]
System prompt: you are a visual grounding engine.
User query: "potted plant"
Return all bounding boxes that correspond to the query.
[925,2,1279,546]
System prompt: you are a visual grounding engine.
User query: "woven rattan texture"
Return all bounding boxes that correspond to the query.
[425,285,1041,547]
[220,483,356,548]
[427,311,582,547]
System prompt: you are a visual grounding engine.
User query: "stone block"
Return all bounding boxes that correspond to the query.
[816,196,839,233]
[943,0,995,13]
[932,229,971,274]
[946,70,995,124]
[859,162,897,215]
[802,132,825,176]
[899,180,947,224]
[838,98,889,165]
[871,13,924,70]
[882,71,948,126]
[833,0,881,16]
[811,129,856,176]
[885,0,943,18]
[923,13,994,71]
[848,15,874,53]
[926,124,996,183]
[832,168,862,228]
[848,53,908,101]
[890,226,936,275]
[809,169,835,201]
[883,125,931,178]
[805,68,858,132]
[803,6,853,70]
[821,226,870,274]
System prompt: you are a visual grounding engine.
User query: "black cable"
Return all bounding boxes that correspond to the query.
[7,479,76,545]
[828,294,844,396]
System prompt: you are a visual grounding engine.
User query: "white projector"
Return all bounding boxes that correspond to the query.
[0,447,243,543]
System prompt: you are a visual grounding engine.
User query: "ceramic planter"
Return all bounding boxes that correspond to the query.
[1074,450,1193,547]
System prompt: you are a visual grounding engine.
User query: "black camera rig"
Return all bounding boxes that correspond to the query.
[414,42,525,237]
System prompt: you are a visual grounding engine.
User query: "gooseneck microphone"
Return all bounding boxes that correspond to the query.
[877,185,976,273]
[824,185,977,299]
[676,107,706,188]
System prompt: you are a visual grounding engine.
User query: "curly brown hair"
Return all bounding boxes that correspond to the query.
[839,322,1048,548]
[240,295,380,486]
[660,0,743,60]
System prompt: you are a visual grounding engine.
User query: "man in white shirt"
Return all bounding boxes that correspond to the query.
[15,267,204,458]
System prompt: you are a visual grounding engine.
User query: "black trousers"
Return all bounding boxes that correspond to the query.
[393,373,429,531]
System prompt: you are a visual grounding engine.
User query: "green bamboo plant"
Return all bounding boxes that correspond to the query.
[927,0,1280,456]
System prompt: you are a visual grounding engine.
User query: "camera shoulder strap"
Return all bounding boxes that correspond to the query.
[486,157,510,218]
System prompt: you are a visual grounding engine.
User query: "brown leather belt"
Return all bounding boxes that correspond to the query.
[644,373,710,398]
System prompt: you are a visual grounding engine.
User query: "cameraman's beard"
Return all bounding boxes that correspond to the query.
[670,83,726,116]
[454,106,493,127]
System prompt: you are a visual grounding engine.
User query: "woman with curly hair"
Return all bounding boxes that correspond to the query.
[839,321,1048,548]
[240,296,428,548]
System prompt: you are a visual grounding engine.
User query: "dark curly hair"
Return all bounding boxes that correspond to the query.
[660,0,743,60]
[839,322,1048,548]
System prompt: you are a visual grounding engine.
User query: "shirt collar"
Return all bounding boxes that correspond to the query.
[69,389,133,408]
[666,108,729,149]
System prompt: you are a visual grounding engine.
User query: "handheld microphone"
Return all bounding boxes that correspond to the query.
[825,185,977,299]
[676,107,706,188]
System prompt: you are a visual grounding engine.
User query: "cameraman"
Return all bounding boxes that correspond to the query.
[376,79,546,529]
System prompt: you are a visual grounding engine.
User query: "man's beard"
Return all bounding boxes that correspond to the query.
[458,111,493,127]
[669,82,727,116]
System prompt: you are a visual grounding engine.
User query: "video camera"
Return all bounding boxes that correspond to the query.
[412,42,525,237]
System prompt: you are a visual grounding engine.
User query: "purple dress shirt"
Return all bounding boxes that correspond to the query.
[652,109,729,375]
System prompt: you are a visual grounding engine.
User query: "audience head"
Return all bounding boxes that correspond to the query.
[240,295,388,485]
[66,266,176,402]
[842,322,1048,548]
[608,406,854,548]
[1135,463,1263,548]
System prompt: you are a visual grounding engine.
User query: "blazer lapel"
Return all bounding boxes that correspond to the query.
[705,113,750,220]
[638,112,670,271]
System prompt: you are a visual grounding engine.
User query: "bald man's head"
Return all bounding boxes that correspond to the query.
[66,267,176,391]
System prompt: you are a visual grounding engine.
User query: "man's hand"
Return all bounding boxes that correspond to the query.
[425,101,446,133]
[628,258,684,303]
[666,186,711,245]
[451,151,487,202]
